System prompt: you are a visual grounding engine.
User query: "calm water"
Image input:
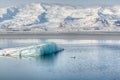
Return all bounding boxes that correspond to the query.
[0,39,120,80]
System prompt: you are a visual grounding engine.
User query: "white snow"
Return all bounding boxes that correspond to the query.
[0,3,120,31]
[0,42,63,58]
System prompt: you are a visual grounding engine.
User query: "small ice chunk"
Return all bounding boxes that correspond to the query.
[0,42,64,57]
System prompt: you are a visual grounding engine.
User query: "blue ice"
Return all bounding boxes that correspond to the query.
[0,42,64,58]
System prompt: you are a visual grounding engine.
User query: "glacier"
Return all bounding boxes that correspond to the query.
[0,42,64,58]
[0,3,120,31]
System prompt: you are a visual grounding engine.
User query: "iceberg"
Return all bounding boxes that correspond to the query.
[0,42,64,58]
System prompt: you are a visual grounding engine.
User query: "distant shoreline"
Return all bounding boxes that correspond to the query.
[0,31,120,40]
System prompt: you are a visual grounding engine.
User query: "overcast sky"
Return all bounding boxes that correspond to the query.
[0,0,120,7]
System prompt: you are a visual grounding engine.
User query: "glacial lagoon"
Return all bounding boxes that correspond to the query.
[0,39,120,80]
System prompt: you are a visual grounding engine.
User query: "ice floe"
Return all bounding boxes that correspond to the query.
[0,42,64,58]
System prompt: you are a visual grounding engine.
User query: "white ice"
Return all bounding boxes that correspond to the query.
[0,42,63,58]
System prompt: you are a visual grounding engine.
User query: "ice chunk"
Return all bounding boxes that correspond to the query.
[0,42,64,58]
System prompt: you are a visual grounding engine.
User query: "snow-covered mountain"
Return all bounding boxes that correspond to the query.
[0,3,120,32]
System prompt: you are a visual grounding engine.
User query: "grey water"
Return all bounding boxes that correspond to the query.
[0,39,120,80]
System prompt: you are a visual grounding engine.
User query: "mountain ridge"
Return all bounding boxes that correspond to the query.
[0,3,120,32]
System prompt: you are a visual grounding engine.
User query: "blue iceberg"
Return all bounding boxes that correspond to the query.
[0,42,64,57]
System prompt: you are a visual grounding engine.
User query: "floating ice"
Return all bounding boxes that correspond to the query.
[0,42,64,58]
